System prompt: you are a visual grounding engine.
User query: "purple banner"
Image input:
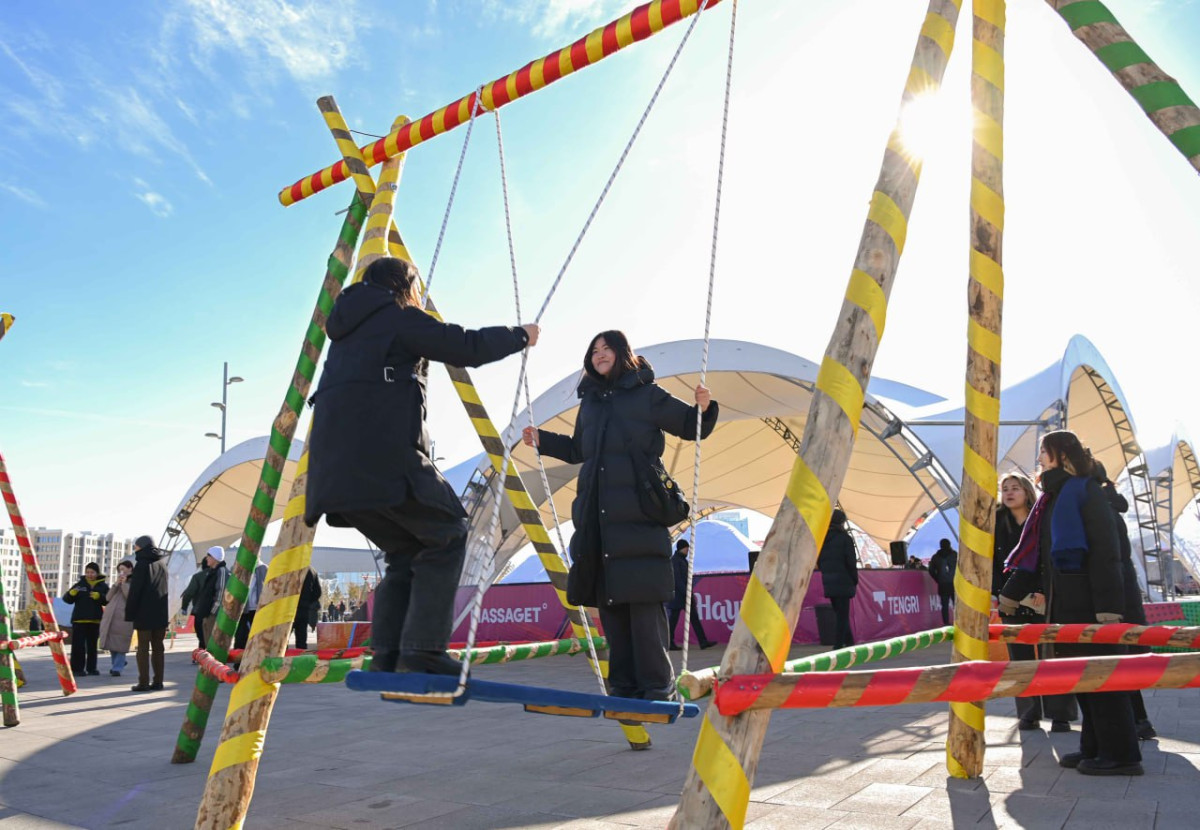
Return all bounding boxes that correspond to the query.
[445,569,945,645]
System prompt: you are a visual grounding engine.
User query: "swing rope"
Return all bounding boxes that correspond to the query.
[680,0,738,695]
[421,86,485,309]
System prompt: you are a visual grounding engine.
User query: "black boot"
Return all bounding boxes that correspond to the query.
[398,650,463,676]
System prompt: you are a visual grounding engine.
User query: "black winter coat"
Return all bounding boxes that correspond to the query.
[1000,467,1124,657]
[928,546,957,589]
[126,546,170,630]
[193,563,227,620]
[537,360,718,607]
[817,528,858,599]
[1102,485,1148,628]
[63,575,109,624]
[992,506,1024,596]
[669,551,690,611]
[305,283,529,526]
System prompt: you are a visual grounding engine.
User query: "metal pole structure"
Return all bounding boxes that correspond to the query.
[277,0,728,207]
[671,3,963,827]
[947,0,1005,779]
[220,363,228,455]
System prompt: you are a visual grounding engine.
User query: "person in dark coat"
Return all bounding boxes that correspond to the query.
[193,547,229,646]
[1093,462,1157,741]
[304,257,538,675]
[524,330,718,701]
[180,560,210,651]
[64,562,108,675]
[125,535,170,692]
[927,539,957,625]
[293,567,323,650]
[666,539,715,650]
[994,471,1078,732]
[817,508,859,649]
[1000,430,1141,776]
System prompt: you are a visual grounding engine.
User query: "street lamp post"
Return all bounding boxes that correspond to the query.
[205,361,244,454]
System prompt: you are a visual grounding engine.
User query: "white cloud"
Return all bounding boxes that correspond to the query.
[483,0,628,41]
[20,380,49,388]
[134,179,174,217]
[0,181,47,208]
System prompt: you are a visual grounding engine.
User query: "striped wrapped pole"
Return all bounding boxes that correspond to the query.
[679,627,955,702]
[170,190,372,766]
[193,649,241,685]
[261,652,369,685]
[990,622,1200,649]
[0,313,12,343]
[0,559,18,725]
[321,97,650,750]
[0,630,66,651]
[279,0,728,207]
[196,114,412,830]
[947,0,1005,780]
[1046,0,1200,173]
[671,3,963,828]
[714,651,1200,715]
[0,453,74,697]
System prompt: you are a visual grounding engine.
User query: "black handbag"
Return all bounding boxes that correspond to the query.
[612,417,691,527]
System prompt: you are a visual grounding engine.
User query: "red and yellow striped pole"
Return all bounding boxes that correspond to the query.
[671,2,962,827]
[947,0,1005,780]
[278,0,727,207]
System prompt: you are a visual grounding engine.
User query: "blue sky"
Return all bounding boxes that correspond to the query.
[2,0,1199,542]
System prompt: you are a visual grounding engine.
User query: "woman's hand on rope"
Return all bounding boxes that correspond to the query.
[522,324,541,346]
[522,426,539,448]
[694,383,712,412]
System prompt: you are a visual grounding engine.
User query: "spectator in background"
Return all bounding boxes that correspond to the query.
[667,540,715,651]
[194,547,229,645]
[234,562,269,652]
[180,559,210,652]
[64,562,108,676]
[294,567,323,650]
[928,539,958,625]
[126,535,170,692]
[100,560,135,677]
[327,600,338,623]
[817,509,859,649]
[338,600,347,620]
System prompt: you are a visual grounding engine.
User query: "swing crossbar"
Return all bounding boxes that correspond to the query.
[346,670,700,724]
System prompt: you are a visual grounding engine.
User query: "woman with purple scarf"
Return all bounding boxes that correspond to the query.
[998,430,1141,776]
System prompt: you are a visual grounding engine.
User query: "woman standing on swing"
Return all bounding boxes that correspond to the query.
[524,330,718,701]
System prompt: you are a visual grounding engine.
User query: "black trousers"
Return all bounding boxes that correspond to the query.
[70,622,99,674]
[668,598,710,646]
[1078,691,1141,763]
[1002,614,1078,723]
[334,502,468,670]
[193,614,208,650]
[293,618,309,650]
[135,628,166,686]
[234,611,255,652]
[599,602,675,701]
[829,596,855,649]
[938,588,954,625]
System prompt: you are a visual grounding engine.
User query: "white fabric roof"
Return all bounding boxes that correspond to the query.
[1144,434,1200,526]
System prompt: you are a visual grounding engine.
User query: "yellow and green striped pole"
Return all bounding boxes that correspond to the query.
[671,2,963,826]
[0,313,13,343]
[321,96,650,749]
[947,0,1005,780]
[0,557,18,726]
[170,186,373,765]
[1047,0,1200,173]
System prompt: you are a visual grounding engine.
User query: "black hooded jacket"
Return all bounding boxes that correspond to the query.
[304,283,528,526]
[536,358,718,606]
[126,545,170,630]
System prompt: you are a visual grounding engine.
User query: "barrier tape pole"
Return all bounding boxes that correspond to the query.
[990,622,1200,648]
[670,2,963,827]
[0,631,66,651]
[947,0,1005,779]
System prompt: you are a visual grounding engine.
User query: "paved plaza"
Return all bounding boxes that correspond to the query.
[2,637,1198,828]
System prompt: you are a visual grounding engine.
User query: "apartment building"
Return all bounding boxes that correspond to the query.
[28,528,134,600]
[0,528,23,613]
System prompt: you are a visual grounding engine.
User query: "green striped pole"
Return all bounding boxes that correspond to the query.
[1047,0,1200,172]
[170,191,370,763]
[0,563,18,726]
[677,627,956,701]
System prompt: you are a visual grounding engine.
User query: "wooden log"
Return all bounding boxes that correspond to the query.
[947,0,1005,780]
[0,313,12,343]
[0,631,66,651]
[714,651,1200,714]
[990,622,1200,649]
[1045,0,1200,173]
[671,3,963,827]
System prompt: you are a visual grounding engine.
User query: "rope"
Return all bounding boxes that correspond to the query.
[680,0,737,705]
[532,0,714,326]
[420,86,485,309]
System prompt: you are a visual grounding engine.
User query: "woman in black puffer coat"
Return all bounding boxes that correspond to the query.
[524,330,718,701]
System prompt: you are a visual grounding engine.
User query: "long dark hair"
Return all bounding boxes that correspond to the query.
[583,330,639,384]
[362,257,422,309]
[1040,429,1096,478]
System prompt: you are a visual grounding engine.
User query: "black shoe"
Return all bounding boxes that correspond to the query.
[130,684,153,693]
[397,650,462,676]
[1058,752,1092,769]
[1051,720,1071,733]
[370,651,399,673]
[1136,719,1157,740]
[109,670,121,677]
[699,641,716,650]
[1077,758,1144,776]
[87,670,101,676]
[148,682,164,691]
[668,644,682,651]
[1018,718,1040,731]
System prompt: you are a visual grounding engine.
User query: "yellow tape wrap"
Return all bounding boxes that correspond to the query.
[968,319,1002,366]
[964,383,1000,424]
[970,177,1005,232]
[969,249,1004,298]
[229,670,276,716]
[972,41,1004,92]
[817,357,864,436]
[962,443,998,499]
[209,730,266,777]
[920,11,957,60]
[953,561,992,615]
[867,190,909,254]
[784,454,833,551]
[845,269,887,341]
[694,715,751,830]
[739,574,790,672]
[951,699,986,730]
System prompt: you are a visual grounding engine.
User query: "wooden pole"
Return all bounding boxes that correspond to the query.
[670,2,963,827]
[0,313,12,343]
[991,622,1200,649]
[947,0,1005,780]
[1045,0,1200,173]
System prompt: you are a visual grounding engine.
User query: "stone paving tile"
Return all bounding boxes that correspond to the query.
[983,765,1061,795]
[1061,795,1158,829]
[1126,772,1200,804]
[766,778,868,809]
[899,787,993,823]
[285,795,473,830]
[832,783,935,816]
[985,792,1077,830]
[825,812,921,829]
[1047,768,1134,800]
[494,783,665,819]
[908,765,985,791]
[745,803,847,829]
